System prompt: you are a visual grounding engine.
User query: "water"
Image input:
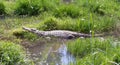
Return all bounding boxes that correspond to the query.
[57,44,75,65]
[41,43,76,65]
[25,39,76,65]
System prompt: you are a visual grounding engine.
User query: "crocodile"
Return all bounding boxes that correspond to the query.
[23,27,102,39]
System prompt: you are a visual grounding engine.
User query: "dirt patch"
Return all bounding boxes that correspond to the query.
[21,40,45,54]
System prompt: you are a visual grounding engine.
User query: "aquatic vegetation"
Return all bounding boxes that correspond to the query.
[67,38,120,65]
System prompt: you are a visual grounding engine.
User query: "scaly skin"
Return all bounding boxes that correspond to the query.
[23,27,101,39]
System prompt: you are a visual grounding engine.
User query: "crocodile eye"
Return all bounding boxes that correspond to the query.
[67,35,74,39]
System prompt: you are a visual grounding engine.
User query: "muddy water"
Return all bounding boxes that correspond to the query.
[25,39,76,65]
[44,44,75,65]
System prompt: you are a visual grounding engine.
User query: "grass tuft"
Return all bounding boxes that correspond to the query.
[68,38,120,65]
[0,2,6,15]
[0,41,26,65]
[54,4,81,18]
[14,0,40,16]
[12,29,38,41]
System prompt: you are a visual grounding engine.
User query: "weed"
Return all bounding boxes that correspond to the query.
[13,30,38,41]
[87,2,106,16]
[0,41,25,65]
[14,0,40,16]
[38,17,58,31]
[93,16,115,33]
[67,38,113,57]
[37,16,115,34]
[39,0,56,12]
[68,38,120,65]
[0,2,6,15]
[54,4,80,18]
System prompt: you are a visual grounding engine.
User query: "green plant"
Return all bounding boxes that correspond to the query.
[13,30,25,38]
[0,2,6,15]
[40,17,58,31]
[13,30,38,41]
[93,16,115,33]
[68,38,120,65]
[54,4,80,18]
[37,15,115,34]
[58,19,93,33]
[0,41,25,65]
[67,38,113,57]
[39,0,56,12]
[67,39,92,57]
[14,0,40,16]
[89,3,105,15]
[75,52,111,65]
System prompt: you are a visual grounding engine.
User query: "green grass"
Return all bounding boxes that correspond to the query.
[54,4,81,18]
[67,38,120,65]
[14,0,41,16]
[0,41,26,65]
[0,0,120,65]
[41,17,58,31]
[0,2,6,15]
[12,29,38,41]
[37,16,115,33]
[0,0,119,34]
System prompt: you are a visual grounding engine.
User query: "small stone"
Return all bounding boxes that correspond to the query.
[39,52,42,55]
[45,37,51,40]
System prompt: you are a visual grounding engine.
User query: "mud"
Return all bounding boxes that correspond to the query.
[20,38,75,65]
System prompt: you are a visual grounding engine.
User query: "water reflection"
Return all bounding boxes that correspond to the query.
[46,44,76,65]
